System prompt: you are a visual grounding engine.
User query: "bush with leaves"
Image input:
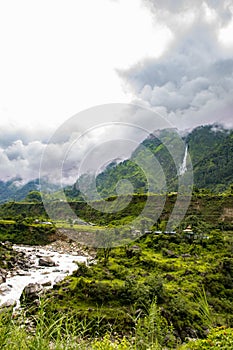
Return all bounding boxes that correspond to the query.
[179,327,233,349]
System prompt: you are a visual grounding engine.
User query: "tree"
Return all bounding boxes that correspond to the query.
[95,229,115,266]
[25,191,42,202]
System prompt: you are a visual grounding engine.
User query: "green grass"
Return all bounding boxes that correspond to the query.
[0,219,16,224]
[0,298,175,349]
[178,327,233,349]
[0,193,233,347]
[1,299,232,349]
[54,221,104,232]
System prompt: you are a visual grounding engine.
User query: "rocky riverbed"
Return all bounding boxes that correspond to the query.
[0,240,94,309]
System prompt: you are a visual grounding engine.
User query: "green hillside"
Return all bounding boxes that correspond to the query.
[187,125,233,191]
[0,193,233,348]
[1,192,233,233]
[67,124,233,201]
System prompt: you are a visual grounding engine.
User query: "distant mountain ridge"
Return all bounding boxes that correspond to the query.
[0,124,232,203]
[0,178,39,203]
[0,178,59,203]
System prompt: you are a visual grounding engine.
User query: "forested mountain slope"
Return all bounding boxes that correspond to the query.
[0,124,232,203]
[76,124,233,198]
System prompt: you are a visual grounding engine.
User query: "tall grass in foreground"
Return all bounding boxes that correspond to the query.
[134,297,175,349]
[0,293,232,349]
[0,298,174,350]
[194,285,215,329]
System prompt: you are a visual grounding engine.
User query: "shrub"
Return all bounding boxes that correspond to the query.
[179,327,233,349]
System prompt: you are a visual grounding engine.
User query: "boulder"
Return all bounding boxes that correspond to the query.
[38,256,56,267]
[163,249,179,258]
[41,280,52,287]
[0,299,16,309]
[181,253,191,259]
[0,284,11,295]
[20,282,43,305]
[0,268,7,284]
[17,270,31,276]
[22,282,42,295]
[54,276,64,284]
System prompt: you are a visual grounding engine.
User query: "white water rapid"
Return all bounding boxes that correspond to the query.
[0,245,87,309]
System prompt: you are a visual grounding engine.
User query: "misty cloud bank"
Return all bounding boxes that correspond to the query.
[1,0,233,184]
[0,105,178,185]
[119,0,233,129]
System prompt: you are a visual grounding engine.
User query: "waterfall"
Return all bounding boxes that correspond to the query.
[179,144,188,176]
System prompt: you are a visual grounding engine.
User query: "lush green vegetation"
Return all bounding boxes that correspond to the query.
[0,215,56,245]
[180,327,233,349]
[1,192,233,229]
[0,189,233,348]
[187,125,233,192]
[1,295,232,349]
[40,227,232,343]
[64,125,233,200]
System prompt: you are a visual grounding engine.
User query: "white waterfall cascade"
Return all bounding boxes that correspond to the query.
[179,144,188,176]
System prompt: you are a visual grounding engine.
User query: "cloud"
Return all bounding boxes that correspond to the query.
[37,104,178,186]
[0,122,67,182]
[1,1,233,184]
[0,140,45,183]
[144,0,233,27]
[0,103,189,185]
[0,124,54,148]
[118,0,233,129]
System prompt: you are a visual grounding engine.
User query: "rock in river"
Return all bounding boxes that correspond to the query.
[20,282,43,306]
[0,269,7,284]
[38,256,56,267]
[0,299,16,309]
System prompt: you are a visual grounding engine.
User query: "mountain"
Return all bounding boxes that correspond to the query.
[94,128,181,197]
[187,124,233,192]
[0,178,59,203]
[0,178,37,203]
[73,124,233,199]
[0,124,232,203]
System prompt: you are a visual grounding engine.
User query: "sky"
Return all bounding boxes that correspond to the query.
[0,0,233,184]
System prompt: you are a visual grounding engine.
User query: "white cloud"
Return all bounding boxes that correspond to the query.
[1,0,233,184]
[119,0,233,129]
[0,0,171,130]
[0,105,150,183]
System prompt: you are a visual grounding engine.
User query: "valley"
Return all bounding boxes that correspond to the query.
[0,191,232,349]
[0,124,233,349]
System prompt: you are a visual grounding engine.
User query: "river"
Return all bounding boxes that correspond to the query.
[0,244,87,308]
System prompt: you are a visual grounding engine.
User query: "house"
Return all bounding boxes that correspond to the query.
[164,231,177,235]
[34,219,52,225]
[144,230,152,234]
[183,225,197,239]
[183,225,193,233]
[41,221,52,225]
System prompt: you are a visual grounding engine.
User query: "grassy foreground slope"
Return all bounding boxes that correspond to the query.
[1,301,232,349]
